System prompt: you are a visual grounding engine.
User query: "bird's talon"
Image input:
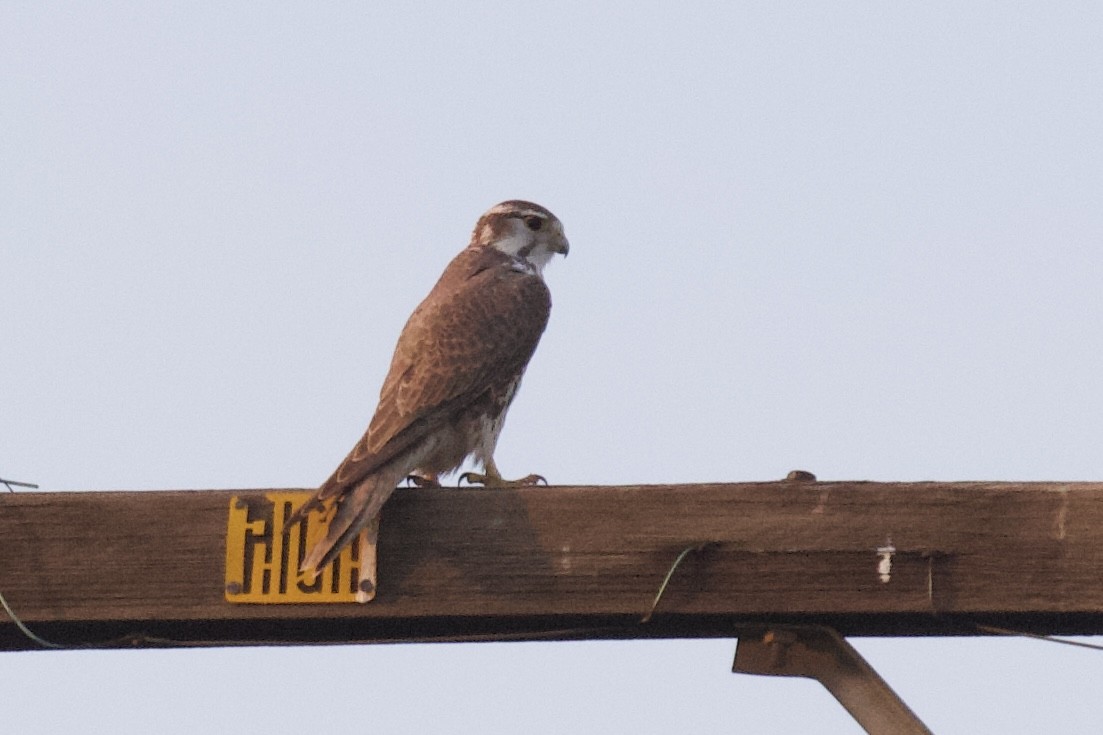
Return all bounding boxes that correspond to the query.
[458,471,547,488]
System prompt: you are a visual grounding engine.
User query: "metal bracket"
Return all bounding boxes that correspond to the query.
[733,625,932,735]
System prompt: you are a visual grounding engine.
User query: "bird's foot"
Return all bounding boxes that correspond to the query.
[458,470,547,488]
[405,474,441,488]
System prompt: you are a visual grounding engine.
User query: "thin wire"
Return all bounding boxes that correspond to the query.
[925,552,1103,653]
[641,542,715,623]
[973,624,1103,652]
[0,588,66,649]
[0,478,63,646]
[0,478,39,492]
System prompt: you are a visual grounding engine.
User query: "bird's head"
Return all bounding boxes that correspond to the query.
[470,200,570,275]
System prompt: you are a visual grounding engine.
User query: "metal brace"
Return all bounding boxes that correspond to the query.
[733,624,932,735]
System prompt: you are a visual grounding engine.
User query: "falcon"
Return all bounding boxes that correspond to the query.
[289,200,569,600]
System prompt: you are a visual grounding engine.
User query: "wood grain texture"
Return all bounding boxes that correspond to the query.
[2,482,1102,650]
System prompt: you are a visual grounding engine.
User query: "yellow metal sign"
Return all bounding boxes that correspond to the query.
[224,492,363,604]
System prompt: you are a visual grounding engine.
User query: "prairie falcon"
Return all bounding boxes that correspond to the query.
[289,200,569,599]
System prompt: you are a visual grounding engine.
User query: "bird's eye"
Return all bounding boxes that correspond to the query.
[523,215,544,231]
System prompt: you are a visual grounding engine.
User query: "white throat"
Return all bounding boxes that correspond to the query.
[492,232,552,276]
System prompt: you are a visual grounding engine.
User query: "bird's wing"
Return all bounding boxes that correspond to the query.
[314,246,551,501]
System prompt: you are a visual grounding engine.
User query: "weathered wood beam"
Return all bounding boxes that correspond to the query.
[2,482,1101,650]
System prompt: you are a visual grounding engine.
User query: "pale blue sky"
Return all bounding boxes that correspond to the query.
[3,3,1102,733]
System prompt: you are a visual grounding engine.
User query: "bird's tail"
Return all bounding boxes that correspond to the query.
[299,468,403,576]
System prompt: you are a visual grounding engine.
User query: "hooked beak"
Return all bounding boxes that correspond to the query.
[551,234,570,257]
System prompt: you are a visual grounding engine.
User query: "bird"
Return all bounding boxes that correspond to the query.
[288,200,569,600]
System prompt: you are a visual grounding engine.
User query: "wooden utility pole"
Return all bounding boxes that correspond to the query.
[2,481,1102,651]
